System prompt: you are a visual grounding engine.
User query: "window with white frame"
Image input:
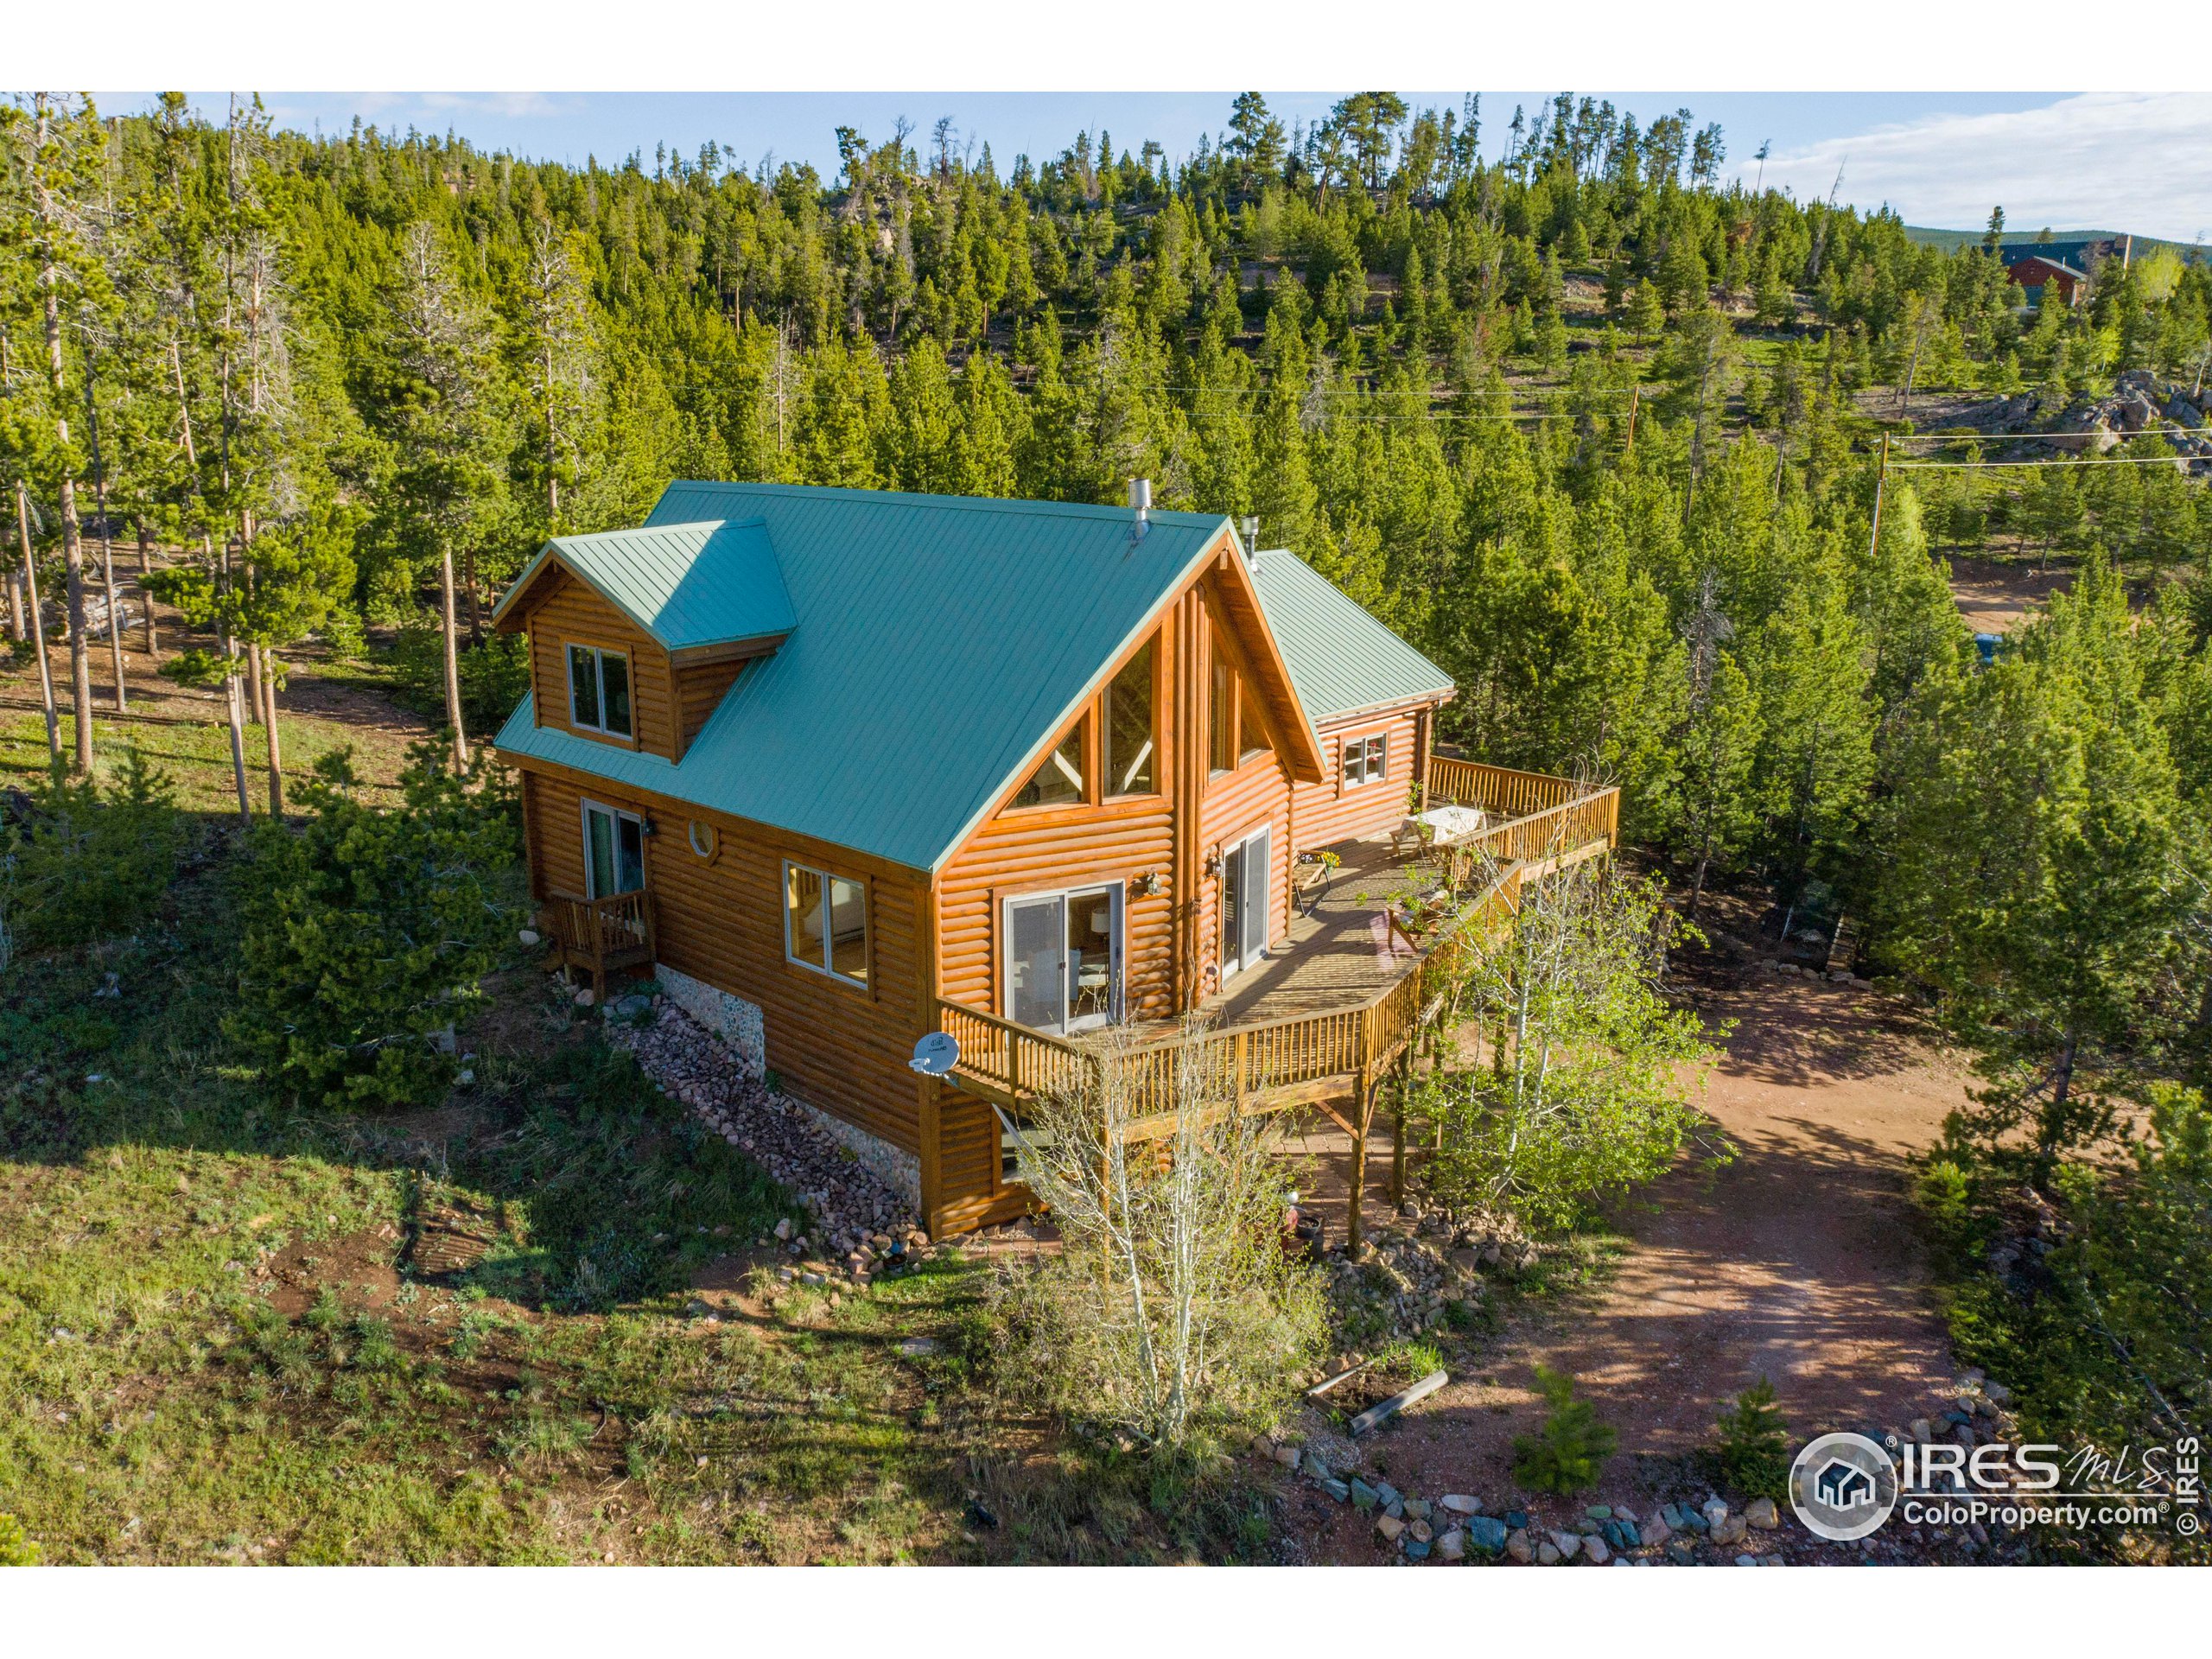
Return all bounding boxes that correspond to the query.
[567,644,633,738]
[1341,732,1387,787]
[784,861,869,988]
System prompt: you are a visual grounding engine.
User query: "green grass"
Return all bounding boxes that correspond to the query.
[0,696,421,816]
[0,840,942,1563]
[0,833,1300,1565]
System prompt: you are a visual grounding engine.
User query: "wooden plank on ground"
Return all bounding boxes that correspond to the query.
[1349,1369,1449,1438]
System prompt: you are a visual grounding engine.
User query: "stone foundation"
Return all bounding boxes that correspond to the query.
[785,1096,922,1211]
[653,963,766,1078]
[652,961,920,1210]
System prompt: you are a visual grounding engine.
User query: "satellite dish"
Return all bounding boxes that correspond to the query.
[909,1030,961,1077]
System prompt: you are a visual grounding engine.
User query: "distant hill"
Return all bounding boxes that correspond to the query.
[1904,226,2210,263]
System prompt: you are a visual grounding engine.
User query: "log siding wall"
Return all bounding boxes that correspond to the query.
[524,571,679,760]
[1292,705,1435,850]
[517,761,931,1158]
[674,658,747,757]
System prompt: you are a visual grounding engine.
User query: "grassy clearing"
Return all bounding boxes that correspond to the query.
[0,687,422,817]
[0,839,1294,1565]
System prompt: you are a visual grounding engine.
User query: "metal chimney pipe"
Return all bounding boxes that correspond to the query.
[1128,478,1151,543]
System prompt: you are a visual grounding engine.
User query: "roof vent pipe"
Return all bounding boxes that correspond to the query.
[1128,477,1151,543]
[1240,515,1261,572]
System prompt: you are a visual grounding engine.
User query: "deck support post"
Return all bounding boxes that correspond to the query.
[1389,1039,1414,1208]
[1346,1063,1371,1255]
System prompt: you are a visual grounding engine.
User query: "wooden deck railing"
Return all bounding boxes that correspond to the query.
[935,863,1529,1124]
[1427,758,1620,871]
[543,887,656,1000]
[1427,755,1587,818]
[937,998,1099,1106]
[933,760,1618,1128]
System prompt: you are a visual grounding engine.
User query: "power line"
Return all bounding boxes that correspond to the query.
[1884,427,2202,447]
[1890,454,2208,470]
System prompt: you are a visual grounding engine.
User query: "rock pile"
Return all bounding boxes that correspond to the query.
[607,996,924,1268]
[1324,1198,1533,1340]
[1947,371,2211,473]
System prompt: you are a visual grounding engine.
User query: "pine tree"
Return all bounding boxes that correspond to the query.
[1625,277,1664,342]
[1712,1376,1791,1499]
[1669,645,1764,922]
[517,223,594,532]
[1511,1365,1618,1494]
[1879,554,2199,1185]
[376,221,509,772]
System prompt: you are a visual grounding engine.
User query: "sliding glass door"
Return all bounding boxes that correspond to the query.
[1219,827,1269,980]
[1004,884,1123,1034]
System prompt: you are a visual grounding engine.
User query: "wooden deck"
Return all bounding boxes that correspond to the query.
[934,760,1619,1125]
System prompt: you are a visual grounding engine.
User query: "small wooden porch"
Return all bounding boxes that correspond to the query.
[539,887,657,1002]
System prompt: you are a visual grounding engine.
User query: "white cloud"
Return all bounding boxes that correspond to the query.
[1760,92,2212,245]
[254,91,582,137]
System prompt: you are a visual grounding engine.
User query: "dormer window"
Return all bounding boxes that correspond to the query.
[568,644,632,739]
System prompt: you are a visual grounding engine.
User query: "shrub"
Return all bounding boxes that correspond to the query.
[992,1023,1328,1451]
[1429,862,1728,1230]
[0,1512,38,1566]
[1510,1364,1617,1494]
[229,741,521,1109]
[1712,1375,1792,1500]
[1913,1087,2212,1560]
[0,748,183,972]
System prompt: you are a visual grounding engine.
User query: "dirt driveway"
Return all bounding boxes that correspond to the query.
[1301,974,1968,1545]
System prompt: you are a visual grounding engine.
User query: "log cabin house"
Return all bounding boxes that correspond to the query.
[491,480,1615,1236]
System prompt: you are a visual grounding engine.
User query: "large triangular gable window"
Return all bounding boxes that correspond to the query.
[1239,680,1272,765]
[1209,626,1272,776]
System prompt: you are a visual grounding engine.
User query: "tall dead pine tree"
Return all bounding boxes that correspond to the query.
[12,93,111,776]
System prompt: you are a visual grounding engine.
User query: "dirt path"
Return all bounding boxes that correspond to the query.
[1299,974,1968,1548]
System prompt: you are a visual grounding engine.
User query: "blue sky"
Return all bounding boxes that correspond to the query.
[113,89,2212,244]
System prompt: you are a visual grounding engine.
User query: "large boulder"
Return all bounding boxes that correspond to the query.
[1465,1516,1510,1555]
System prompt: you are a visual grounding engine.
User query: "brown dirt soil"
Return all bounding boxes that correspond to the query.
[1949,553,2071,635]
[1298,971,1971,1560]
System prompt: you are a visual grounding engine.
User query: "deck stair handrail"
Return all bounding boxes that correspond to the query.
[934,761,1618,1122]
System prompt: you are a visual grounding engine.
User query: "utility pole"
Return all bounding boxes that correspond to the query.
[1867,432,1891,557]
[1624,385,1640,456]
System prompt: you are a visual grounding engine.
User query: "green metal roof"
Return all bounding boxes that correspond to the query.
[491,518,795,651]
[493,482,1236,873]
[1250,548,1454,728]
